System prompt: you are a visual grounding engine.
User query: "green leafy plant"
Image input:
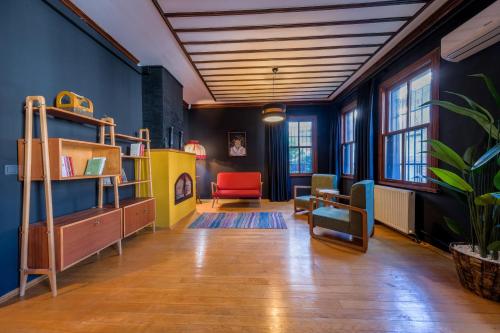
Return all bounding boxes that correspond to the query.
[425,74,500,259]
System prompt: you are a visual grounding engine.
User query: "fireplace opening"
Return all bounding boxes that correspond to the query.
[174,173,193,204]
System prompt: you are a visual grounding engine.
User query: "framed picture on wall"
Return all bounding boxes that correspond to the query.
[228,132,247,157]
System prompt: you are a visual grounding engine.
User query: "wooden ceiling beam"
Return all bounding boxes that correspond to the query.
[194,56,371,65]
[202,70,355,77]
[182,32,393,45]
[200,63,362,71]
[164,1,427,17]
[205,76,349,83]
[208,82,344,88]
[174,17,412,33]
[214,90,334,96]
[189,44,382,55]
[211,86,340,92]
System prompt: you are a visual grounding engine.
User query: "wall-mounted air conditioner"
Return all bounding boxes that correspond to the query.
[441,0,500,62]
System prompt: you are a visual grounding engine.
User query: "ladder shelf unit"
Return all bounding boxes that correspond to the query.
[19,97,122,297]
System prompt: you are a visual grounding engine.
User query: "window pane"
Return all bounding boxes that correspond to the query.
[299,121,312,144]
[289,147,299,174]
[385,134,402,180]
[299,121,312,147]
[389,83,408,132]
[405,128,427,183]
[343,144,352,175]
[288,122,298,146]
[351,143,356,175]
[345,111,354,142]
[409,69,432,127]
[300,148,312,173]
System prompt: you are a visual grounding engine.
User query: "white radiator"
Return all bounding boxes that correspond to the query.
[374,185,415,235]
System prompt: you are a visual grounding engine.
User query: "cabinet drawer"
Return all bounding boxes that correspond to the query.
[60,209,121,270]
[123,199,155,237]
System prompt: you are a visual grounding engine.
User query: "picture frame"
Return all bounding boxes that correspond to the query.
[228,132,247,157]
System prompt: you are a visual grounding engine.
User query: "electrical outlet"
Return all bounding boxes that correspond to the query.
[4,165,18,175]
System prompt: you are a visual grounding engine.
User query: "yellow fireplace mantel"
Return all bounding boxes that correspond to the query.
[138,149,196,228]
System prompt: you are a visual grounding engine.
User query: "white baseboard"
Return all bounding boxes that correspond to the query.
[0,276,47,304]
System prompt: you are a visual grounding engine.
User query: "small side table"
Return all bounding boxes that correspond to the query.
[315,188,339,200]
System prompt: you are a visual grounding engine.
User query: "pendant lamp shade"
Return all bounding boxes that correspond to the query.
[184,140,206,160]
[262,67,286,123]
[262,103,287,123]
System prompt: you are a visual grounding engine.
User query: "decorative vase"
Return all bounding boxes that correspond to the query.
[450,242,500,302]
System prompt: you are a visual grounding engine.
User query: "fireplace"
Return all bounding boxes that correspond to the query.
[174,173,193,204]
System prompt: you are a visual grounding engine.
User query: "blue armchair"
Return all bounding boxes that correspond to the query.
[308,180,374,252]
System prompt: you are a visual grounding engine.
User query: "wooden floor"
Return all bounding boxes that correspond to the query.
[1,200,499,332]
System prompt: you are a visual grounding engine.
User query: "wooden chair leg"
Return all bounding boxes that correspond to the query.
[212,198,215,208]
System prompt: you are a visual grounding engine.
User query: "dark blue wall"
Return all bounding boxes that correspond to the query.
[0,0,142,296]
[186,104,333,198]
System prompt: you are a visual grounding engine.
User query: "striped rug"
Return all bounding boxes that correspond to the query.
[189,212,287,229]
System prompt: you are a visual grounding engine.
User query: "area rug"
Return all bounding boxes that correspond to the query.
[189,212,287,229]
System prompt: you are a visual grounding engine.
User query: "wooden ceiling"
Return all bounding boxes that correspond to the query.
[156,0,431,103]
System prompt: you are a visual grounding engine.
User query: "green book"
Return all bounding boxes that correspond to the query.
[84,157,106,176]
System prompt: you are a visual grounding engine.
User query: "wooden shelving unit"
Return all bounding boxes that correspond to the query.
[105,128,156,237]
[19,96,122,297]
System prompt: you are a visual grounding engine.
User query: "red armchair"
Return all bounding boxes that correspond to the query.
[211,172,263,207]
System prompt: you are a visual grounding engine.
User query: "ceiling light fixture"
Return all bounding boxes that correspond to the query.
[262,67,286,123]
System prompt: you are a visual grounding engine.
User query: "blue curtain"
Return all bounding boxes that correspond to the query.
[330,104,343,192]
[354,79,377,181]
[266,122,291,201]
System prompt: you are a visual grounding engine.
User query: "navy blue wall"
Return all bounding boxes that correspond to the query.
[0,0,142,296]
[186,104,333,198]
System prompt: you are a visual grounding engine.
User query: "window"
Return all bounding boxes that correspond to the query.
[378,49,439,191]
[288,117,317,175]
[341,104,356,177]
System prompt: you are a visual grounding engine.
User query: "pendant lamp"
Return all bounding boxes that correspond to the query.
[262,67,286,123]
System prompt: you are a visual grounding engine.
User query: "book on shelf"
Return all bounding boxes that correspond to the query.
[61,156,75,177]
[84,157,106,176]
[129,143,145,157]
[118,168,128,183]
[103,177,112,186]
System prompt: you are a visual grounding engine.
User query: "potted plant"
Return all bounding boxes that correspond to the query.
[425,74,499,301]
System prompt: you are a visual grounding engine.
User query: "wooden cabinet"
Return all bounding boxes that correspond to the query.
[28,208,121,271]
[121,198,156,237]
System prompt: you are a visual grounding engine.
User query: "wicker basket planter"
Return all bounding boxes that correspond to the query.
[450,243,500,302]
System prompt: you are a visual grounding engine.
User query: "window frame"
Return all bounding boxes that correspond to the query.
[341,101,357,179]
[288,115,318,177]
[378,48,440,192]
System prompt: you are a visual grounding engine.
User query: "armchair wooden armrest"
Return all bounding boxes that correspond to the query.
[308,197,369,252]
[293,185,311,198]
[323,192,351,202]
[211,182,218,195]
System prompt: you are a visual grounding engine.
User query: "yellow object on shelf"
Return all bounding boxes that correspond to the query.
[55,91,94,117]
